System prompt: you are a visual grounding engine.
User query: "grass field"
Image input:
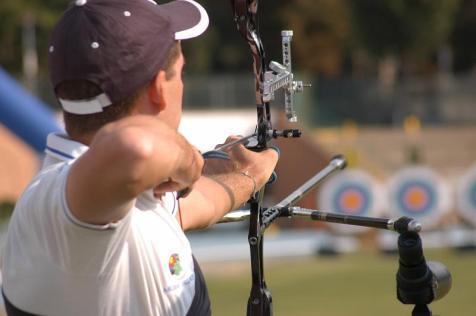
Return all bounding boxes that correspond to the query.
[204,249,476,316]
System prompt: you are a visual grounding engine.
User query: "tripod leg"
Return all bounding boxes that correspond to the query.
[412,304,432,316]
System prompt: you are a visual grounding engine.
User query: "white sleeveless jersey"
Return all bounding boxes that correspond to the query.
[2,133,196,316]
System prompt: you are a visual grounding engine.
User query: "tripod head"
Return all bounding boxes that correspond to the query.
[397,232,452,316]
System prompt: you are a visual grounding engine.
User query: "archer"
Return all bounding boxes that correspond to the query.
[1,1,278,315]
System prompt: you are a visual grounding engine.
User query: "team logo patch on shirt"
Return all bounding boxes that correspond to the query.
[169,254,182,276]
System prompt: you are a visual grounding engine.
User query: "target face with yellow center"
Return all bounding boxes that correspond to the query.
[318,169,384,234]
[397,181,436,216]
[388,166,450,229]
[333,185,371,216]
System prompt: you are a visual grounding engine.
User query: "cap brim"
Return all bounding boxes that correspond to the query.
[160,0,209,40]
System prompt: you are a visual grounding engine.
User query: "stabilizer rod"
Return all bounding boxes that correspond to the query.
[219,207,421,234]
[274,155,347,208]
[284,207,422,234]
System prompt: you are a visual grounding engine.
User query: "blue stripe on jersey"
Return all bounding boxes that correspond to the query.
[45,146,75,160]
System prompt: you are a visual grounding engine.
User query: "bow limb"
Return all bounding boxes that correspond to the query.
[231,0,270,148]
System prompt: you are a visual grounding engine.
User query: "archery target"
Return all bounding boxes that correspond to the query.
[387,166,451,229]
[456,165,476,227]
[318,169,384,234]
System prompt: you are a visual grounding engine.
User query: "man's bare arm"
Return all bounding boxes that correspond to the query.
[178,139,278,231]
[66,115,203,225]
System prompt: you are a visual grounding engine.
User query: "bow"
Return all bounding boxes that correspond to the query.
[230,2,272,314]
[231,0,268,148]
[229,1,308,315]
[229,0,305,148]
[224,3,453,316]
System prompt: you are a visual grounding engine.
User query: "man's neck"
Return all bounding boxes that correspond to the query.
[70,132,95,146]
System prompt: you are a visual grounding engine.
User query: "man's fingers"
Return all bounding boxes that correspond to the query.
[268,146,280,160]
[268,145,280,157]
[154,183,193,199]
[155,181,185,193]
[226,135,242,142]
[177,187,193,199]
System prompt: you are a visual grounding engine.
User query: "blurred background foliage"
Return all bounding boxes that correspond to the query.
[1,0,475,125]
[1,0,474,75]
[0,0,65,74]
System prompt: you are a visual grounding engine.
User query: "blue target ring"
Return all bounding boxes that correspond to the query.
[456,167,476,227]
[470,182,476,208]
[396,180,436,216]
[331,183,372,216]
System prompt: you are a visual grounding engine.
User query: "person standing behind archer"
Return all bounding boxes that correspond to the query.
[1,0,278,315]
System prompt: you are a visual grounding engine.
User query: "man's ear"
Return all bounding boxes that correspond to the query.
[148,71,167,113]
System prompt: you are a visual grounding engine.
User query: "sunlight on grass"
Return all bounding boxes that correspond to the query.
[204,249,476,316]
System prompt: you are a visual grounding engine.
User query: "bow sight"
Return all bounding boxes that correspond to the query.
[209,10,309,154]
[263,30,311,123]
[217,1,453,315]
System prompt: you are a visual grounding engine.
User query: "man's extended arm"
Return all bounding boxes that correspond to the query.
[177,137,278,231]
[66,115,203,225]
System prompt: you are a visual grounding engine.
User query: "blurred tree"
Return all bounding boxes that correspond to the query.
[279,0,351,76]
[348,0,460,76]
[182,0,287,73]
[0,0,66,74]
[0,0,473,79]
[450,0,476,73]
[182,0,248,73]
